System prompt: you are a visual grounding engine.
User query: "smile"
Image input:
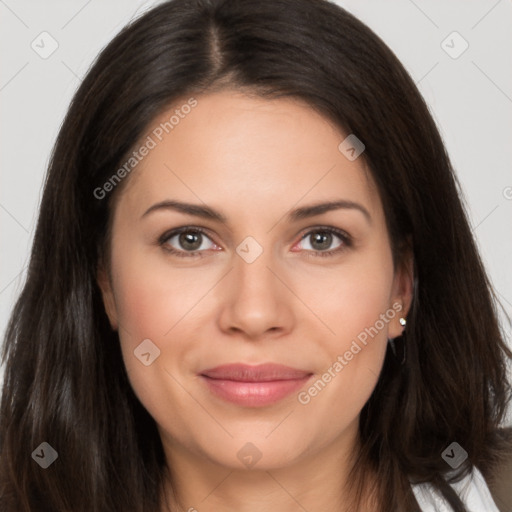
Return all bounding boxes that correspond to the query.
[199,363,314,407]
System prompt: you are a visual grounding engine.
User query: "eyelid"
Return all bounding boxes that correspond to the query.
[297,225,351,242]
[158,226,218,256]
[158,225,212,244]
[293,225,352,257]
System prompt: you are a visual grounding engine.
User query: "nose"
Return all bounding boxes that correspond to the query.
[217,245,295,340]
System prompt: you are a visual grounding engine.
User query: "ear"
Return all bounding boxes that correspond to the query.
[388,241,414,339]
[97,261,118,331]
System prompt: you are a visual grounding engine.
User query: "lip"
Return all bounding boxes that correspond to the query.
[199,363,313,407]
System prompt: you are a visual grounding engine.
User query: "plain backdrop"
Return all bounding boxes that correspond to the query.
[1,1,511,422]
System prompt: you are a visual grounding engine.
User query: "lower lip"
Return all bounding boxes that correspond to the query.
[200,375,312,407]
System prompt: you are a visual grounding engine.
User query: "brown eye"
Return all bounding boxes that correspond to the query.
[177,231,203,251]
[297,228,349,254]
[308,231,335,251]
[160,228,217,257]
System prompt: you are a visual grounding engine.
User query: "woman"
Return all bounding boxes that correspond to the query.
[1,0,511,510]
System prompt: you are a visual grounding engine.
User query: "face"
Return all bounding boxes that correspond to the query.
[98,90,412,472]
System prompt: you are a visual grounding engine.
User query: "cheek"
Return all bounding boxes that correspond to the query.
[111,245,207,340]
[300,254,395,348]
[109,252,194,430]
[109,247,213,400]
[298,249,395,401]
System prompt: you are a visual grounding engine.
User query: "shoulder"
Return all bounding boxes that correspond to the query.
[410,466,500,511]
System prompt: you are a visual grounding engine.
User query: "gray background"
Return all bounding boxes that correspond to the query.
[1,0,511,420]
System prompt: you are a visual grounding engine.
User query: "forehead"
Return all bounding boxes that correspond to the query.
[115,91,382,226]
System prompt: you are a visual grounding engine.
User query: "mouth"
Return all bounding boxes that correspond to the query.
[199,363,313,407]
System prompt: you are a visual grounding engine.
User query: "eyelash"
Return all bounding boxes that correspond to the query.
[157,226,352,259]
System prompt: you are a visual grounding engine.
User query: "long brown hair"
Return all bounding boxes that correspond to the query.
[1,0,511,510]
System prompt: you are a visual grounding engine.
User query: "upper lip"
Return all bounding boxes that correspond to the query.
[200,363,312,382]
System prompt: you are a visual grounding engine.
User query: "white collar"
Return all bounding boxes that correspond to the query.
[410,466,500,511]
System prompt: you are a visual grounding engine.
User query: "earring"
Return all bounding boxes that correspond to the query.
[389,317,407,365]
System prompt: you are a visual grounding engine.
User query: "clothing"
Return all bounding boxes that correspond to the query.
[410,466,500,511]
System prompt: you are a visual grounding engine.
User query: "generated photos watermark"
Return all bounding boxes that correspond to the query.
[297,302,403,405]
[93,97,198,200]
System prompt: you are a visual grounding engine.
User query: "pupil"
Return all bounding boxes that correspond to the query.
[180,232,201,250]
[312,232,331,250]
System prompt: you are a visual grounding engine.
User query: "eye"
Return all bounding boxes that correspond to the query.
[293,227,351,258]
[159,227,218,258]
[158,226,352,259]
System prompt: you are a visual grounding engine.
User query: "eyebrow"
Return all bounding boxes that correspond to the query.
[141,199,372,224]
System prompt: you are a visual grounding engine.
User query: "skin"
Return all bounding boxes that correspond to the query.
[98,90,413,512]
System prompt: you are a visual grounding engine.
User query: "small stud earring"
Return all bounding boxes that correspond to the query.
[399,317,407,327]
